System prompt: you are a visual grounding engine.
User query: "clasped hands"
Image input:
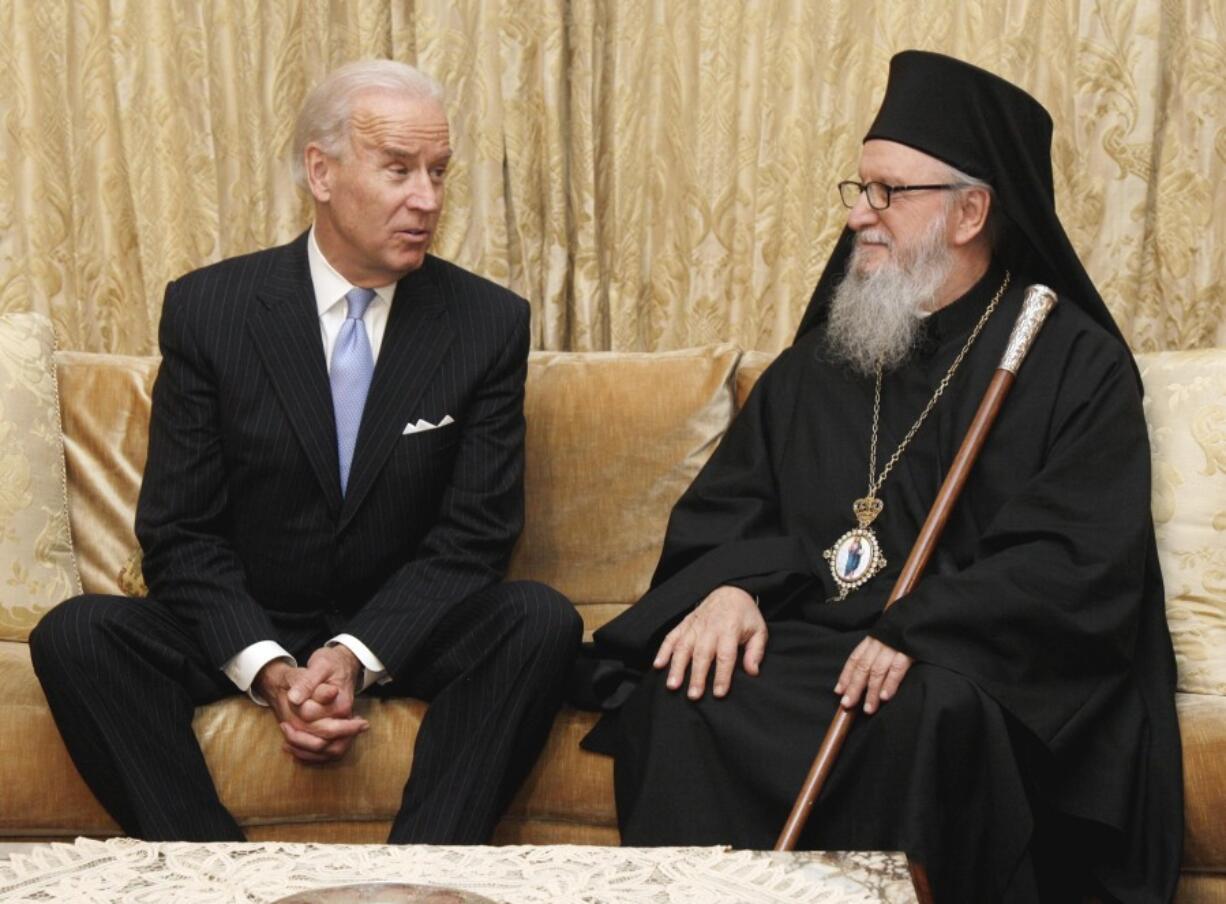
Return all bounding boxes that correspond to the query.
[653,585,912,714]
[253,645,370,763]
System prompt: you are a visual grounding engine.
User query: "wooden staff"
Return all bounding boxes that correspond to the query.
[774,284,1060,855]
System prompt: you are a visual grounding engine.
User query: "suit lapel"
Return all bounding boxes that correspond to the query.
[339,257,455,530]
[247,234,344,515]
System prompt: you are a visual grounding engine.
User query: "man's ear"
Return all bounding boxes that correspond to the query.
[952,187,991,247]
[304,144,334,204]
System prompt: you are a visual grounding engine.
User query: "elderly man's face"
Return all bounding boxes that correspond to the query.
[846,140,955,277]
[310,89,451,286]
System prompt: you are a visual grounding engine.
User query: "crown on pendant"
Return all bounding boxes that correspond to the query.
[853,496,883,528]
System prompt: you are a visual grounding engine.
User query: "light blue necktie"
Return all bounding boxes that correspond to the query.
[331,287,376,495]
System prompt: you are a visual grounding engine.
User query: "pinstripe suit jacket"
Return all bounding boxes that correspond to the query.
[135,232,530,678]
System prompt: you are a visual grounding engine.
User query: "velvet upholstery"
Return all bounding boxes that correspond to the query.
[511,345,740,636]
[55,351,157,599]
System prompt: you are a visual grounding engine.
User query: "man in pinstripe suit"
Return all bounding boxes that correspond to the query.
[30,60,581,843]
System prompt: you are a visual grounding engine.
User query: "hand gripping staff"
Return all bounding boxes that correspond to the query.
[774,285,1061,896]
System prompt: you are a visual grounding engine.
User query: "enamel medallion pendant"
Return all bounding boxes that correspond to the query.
[823,496,887,600]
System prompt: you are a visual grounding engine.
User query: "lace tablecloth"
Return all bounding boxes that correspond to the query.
[0,838,918,903]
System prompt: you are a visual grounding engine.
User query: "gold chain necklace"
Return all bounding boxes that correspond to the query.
[823,271,1011,600]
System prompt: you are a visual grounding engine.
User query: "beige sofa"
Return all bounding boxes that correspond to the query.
[1,343,1223,902]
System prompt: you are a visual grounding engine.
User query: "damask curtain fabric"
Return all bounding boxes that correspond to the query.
[0,0,1221,354]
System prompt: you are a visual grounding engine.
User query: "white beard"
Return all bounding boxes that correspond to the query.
[823,214,955,377]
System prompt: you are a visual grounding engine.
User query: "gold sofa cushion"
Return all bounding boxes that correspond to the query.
[55,350,158,598]
[1,640,114,835]
[509,345,742,635]
[735,350,773,409]
[0,314,80,641]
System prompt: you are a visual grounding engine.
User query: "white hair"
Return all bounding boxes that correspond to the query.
[292,59,445,189]
[945,161,1000,249]
[823,210,955,376]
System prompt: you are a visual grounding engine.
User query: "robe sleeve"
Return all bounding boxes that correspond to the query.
[650,350,790,584]
[869,334,1160,750]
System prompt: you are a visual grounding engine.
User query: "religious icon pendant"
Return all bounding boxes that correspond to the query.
[823,495,887,600]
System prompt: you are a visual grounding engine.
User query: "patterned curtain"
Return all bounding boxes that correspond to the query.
[0,0,1221,354]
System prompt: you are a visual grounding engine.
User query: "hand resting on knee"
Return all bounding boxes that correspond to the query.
[652,585,768,701]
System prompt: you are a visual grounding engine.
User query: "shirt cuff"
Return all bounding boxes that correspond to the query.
[328,634,390,692]
[222,641,295,706]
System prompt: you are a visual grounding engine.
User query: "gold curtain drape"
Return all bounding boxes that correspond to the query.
[1,0,1222,355]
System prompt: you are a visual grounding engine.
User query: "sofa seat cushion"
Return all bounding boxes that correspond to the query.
[0,639,115,835]
[1178,692,1226,871]
[195,694,424,827]
[1,638,615,841]
[497,708,615,843]
[9,629,1203,859]
[203,700,616,841]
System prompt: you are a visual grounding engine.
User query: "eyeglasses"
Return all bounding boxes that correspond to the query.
[838,180,968,211]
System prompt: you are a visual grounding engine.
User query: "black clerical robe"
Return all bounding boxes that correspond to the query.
[590,268,1182,903]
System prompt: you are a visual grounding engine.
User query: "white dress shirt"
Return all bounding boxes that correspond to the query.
[222,226,395,703]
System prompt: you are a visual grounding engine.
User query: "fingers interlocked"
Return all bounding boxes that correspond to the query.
[270,648,369,763]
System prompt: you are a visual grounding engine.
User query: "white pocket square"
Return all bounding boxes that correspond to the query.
[403,414,455,435]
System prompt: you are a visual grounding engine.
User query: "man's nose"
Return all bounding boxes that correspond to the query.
[846,191,878,231]
[405,173,441,211]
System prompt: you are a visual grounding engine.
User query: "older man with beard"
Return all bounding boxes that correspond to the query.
[579,51,1181,903]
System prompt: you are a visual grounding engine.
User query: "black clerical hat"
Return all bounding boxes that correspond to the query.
[795,51,1127,355]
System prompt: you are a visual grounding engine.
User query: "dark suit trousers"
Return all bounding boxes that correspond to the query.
[30,581,581,843]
